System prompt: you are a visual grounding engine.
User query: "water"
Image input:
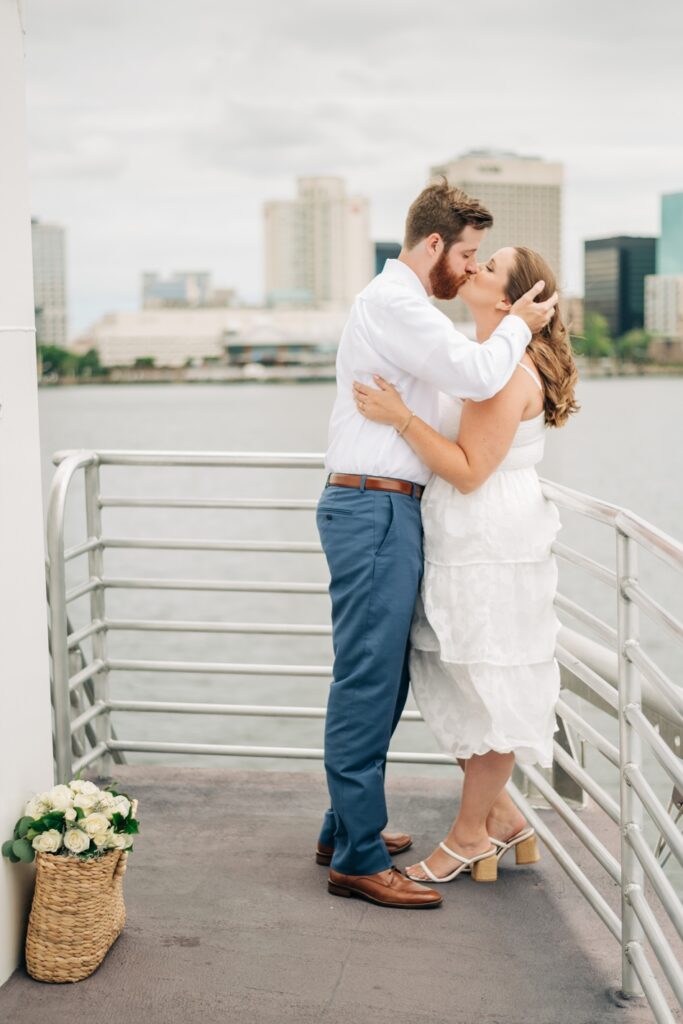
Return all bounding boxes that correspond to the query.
[38,378,683,888]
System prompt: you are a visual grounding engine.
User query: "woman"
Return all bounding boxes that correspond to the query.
[353,246,578,884]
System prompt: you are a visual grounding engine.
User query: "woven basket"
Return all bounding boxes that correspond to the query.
[25,848,128,983]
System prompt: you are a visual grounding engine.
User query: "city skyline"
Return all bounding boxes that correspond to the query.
[23,0,683,337]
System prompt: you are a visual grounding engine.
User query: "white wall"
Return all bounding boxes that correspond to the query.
[0,0,55,987]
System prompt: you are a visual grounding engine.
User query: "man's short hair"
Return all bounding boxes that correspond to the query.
[404,178,493,250]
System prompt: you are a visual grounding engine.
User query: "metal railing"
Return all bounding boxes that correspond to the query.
[46,449,683,1021]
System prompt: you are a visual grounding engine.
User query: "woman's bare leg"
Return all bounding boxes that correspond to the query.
[407,750,515,880]
[457,758,527,843]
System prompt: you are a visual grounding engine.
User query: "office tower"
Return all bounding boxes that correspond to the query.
[374,241,402,276]
[657,192,683,275]
[31,218,67,347]
[264,177,373,309]
[431,150,563,278]
[584,237,656,337]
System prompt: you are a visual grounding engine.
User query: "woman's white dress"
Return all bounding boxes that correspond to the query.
[410,378,562,768]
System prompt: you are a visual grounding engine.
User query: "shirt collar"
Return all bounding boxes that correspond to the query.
[381,258,429,299]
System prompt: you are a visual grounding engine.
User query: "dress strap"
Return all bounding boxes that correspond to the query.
[517,361,543,392]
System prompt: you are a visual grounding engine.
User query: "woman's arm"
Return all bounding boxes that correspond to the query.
[353,374,529,493]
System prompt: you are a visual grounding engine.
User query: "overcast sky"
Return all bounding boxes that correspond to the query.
[23,0,683,338]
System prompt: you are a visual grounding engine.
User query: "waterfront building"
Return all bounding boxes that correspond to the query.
[645,274,683,362]
[374,241,401,275]
[657,192,683,275]
[142,271,235,309]
[431,150,563,276]
[429,150,563,321]
[264,176,373,310]
[560,295,584,338]
[584,236,656,338]
[31,217,68,347]
[72,307,350,368]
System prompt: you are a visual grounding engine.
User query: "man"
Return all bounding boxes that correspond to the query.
[316,181,557,909]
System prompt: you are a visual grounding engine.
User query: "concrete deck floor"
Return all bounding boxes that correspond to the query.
[0,765,678,1024]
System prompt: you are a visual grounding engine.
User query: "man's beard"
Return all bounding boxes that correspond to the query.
[429,250,468,301]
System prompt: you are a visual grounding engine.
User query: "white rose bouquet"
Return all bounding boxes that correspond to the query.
[2,776,139,864]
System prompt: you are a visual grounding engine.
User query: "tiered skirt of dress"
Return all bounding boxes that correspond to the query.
[410,406,562,768]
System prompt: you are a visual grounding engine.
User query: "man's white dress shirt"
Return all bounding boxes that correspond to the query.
[325,259,531,486]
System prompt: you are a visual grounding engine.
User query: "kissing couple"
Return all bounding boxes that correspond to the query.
[315,179,579,908]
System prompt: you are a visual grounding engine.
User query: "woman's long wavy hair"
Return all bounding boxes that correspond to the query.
[506,247,579,428]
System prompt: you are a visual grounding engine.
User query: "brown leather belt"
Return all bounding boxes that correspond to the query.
[327,473,424,499]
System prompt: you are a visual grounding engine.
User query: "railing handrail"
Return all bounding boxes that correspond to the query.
[45,447,683,1020]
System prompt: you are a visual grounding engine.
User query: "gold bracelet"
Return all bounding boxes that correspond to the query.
[396,411,414,437]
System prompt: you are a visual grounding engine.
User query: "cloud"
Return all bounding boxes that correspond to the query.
[21,0,683,336]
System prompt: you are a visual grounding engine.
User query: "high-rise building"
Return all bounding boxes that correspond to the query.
[657,192,683,275]
[645,274,683,362]
[31,218,67,347]
[430,150,563,277]
[374,241,402,276]
[264,177,373,310]
[584,236,656,337]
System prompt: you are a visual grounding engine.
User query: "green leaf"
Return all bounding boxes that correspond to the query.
[16,817,34,839]
[26,829,37,840]
[111,812,124,829]
[75,806,85,820]
[12,839,35,863]
[2,840,15,858]
[8,852,20,863]
[124,818,139,835]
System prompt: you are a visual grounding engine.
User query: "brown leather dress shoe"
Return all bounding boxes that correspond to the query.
[328,866,442,908]
[315,830,412,866]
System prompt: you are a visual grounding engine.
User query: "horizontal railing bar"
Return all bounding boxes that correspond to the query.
[622,581,683,648]
[66,578,100,603]
[64,537,101,562]
[626,885,683,1008]
[101,537,322,554]
[624,705,683,792]
[552,743,621,823]
[506,779,621,941]
[105,699,421,721]
[101,576,328,594]
[555,593,618,647]
[105,618,332,636]
[624,826,683,942]
[555,644,619,711]
[625,942,677,1024]
[54,450,326,469]
[556,698,620,767]
[67,619,104,648]
[516,763,621,883]
[624,766,683,868]
[70,701,107,733]
[617,511,683,576]
[625,642,683,720]
[68,659,106,693]
[106,658,331,677]
[99,497,318,510]
[105,740,453,764]
[539,478,620,527]
[552,541,617,588]
[71,742,109,775]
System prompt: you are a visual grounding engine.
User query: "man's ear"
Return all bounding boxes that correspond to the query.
[425,233,443,257]
[495,298,512,312]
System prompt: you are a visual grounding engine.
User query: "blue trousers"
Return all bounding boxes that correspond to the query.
[316,481,423,875]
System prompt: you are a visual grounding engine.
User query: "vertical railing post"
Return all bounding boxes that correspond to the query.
[616,526,644,998]
[84,460,112,777]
